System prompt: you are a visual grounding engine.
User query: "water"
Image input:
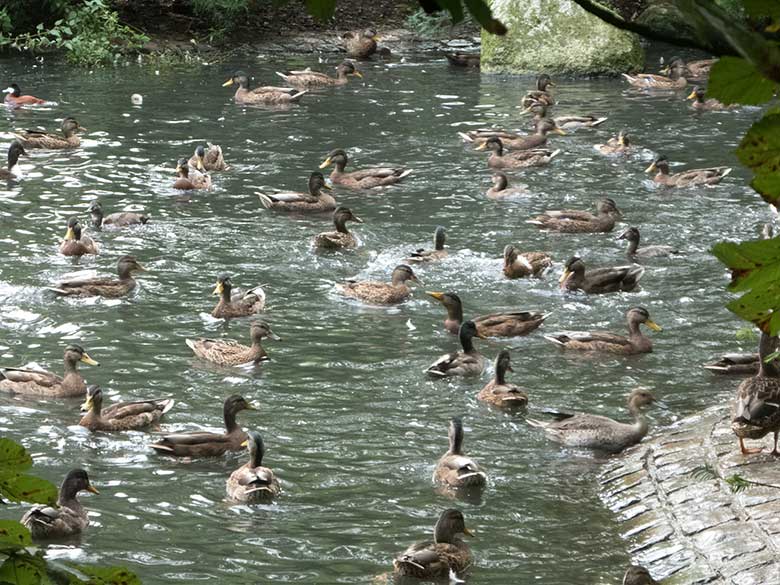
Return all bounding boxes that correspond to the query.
[0,48,767,584]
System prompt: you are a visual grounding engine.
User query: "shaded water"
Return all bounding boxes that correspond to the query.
[0,47,768,584]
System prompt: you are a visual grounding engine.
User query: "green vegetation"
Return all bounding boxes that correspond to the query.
[190,0,250,44]
[405,8,464,39]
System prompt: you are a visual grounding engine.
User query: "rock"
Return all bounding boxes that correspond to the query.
[481,0,644,76]
[636,0,746,49]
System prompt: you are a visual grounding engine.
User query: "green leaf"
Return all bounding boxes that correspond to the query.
[0,553,49,585]
[304,0,335,20]
[0,439,32,473]
[0,472,58,506]
[0,520,32,554]
[64,564,141,585]
[464,0,507,35]
[707,57,778,105]
[751,172,780,206]
[738,112,780,176]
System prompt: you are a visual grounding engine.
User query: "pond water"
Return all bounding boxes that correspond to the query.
[0,46,768,584]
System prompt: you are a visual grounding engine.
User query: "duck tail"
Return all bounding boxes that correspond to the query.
[290,90,308,102]
[458,131,474,143]
[149,442,174,453]
[398,169,412,179]
[160,398,175,414]
[256,192,274,208]
[539,311,554,321]
[525,417,548,429]
[184,338,197,351]
[721,167,733,177]
[275,71,289,82]
[44,286,68,295]
[542,334,565,346]
[548,149,562,160]
[591,117,608,126]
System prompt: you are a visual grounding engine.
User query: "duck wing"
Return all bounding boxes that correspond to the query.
[0,367,60,387]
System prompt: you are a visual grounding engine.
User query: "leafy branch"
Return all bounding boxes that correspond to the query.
[691,464,780,493]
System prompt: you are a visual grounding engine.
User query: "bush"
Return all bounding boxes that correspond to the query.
[191,0,250,44]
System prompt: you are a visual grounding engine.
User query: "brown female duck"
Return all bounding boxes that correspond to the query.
[521,74,555,108]
[618,227,678,259]
[211,274,266,319]
[0,344,99,398]
[0,140,26,180]
[704,353,760,376]
[58,217,98,257]
[50,255,145,298]
[79,385,174,432]
[469,118,565,151]
[14,117,85,149]
[226,430,281,503]
[527,104,607,130]
[446,52,480,67]
[426,321,486,378]
[222,71,307,105]
[623,565,661,585]
[188,144,228,172]
[276,61,362,88]
[503,244,552,278]
[433,417,487,489]
[174,158,211,190]
[560,257,644,294]
[405,226,447,263]
[342,29,378,58]
[478,350,528,408]
[594,130,631,156]
[623,59,687,90]
[486,172,529,200]
[645,155,731,187]
[257,172,337,213]
[313,206,363,249]
[528,197,621,233]
[185,321,280,366]
[677,57,716,80]
[476,137,560,169]
[687,86,731,111]
[320,149,411,189]
[21,469,98,540]
[88,200,149,229]
[338,264,419,305]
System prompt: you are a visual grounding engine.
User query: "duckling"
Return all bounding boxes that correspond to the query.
[528,197,621,233]
[527,388,656,453]
[342,29,378,58]
[446,52,480,67]
[338,264,419,305]
[227,430,281,503]
[0,344,99,398]
[434,417,487,489]
[21,469,98,540]
[257,172,337,213]
[149,394,254,457]
[521,74,555,108]
[174,158,211,190]
[79,385,174,432]
[405,226,447,263]
[185,321,280,367]
[426,321,486,378]
[617,227,678,259]
[88,200,149,229]
[594,130,631,156]
[687,86,730,111]
[485,172,529,200]
[188,144,228,172]
[544,307,662,355]
[704,353,760,376]
[319,149,411,189]
[426,291,549,338]
[276,61,363,88]
[3,83,45,107]
[211,274,266,319]
[49,255,145,298]
[313,206,363,249]
[623,59,687,90]
[645,155,731,187]
[0,140,26,180]
[222,71,307,105]
[14,117,85,149]
[623,565,661,585]
[58,217,98,257]
[503,244,552,278]
[560,257,644,294]
[478,350,528,408]
[393,509,474,581]
[476,137,560,169]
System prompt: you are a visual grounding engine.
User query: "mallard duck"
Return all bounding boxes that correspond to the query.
[21,469,98,540]
[446,52,480,67]
[186,321,280,366]
[503,244,552,278]
[393,509,474,581]
[222,71,307,105]
[58,217,98,257]
[623,59,687,90]
[88,200,148,229]
[677,57,716,80]
[313,206,363,249]
[257,172,337,213]
[173,158,211,190]
[319,149,411,189]
[485,172,529,200]
[50,255,145,298]
[527,388,656,452]
[687,86,730,111]
[645,155,731,187]
[704,353,759,376]
[594,130,631,155]
[211,274,266,319]
[468,119,565,151]
[0,344,99,398]
[405,226,447,263]
[433,417,487,489]
[426,291,549,338]
[618,227,678,259]
[150,394,254,458]
[458,127,526,145]
[560,257,644,294]
[227,430,281,502]
[0,140,26,180]
[475,138,560,169]
[14,117,85,149]
[477,350,528,408]
[521,74,555,108]
[527,104,607,130]
[4,83,45,107]
[623,565,661,585]
[732,332,780,455]
[188,144,228,172]
[528,197,621,233]
[276,61,363,88]
[343,29,378,58]
[79,385,174,432]
[338,264,419,305]
[544,307,662,355]
[426,321,486,378]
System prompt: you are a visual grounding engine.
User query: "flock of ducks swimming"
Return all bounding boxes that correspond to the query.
[0,46,772,584]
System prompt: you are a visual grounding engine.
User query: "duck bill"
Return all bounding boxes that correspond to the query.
[686,89,697,100]
[474,143,487,151]
[64,227,76,240]
[245,403,258,410]
[351,215,364,223]
[352,71,363,79]
[319,157,332,169]
[134,262,146,272]
[240,439,249,448]
[474,331,487,340]
[554,128,567,136]
[267,331,282,341]
[645,320,663,332]
[86,484,100,495]
[197,158,205,171]
[212,282,224,296]
[222,78,234,87]
[80,353,99,366]
[558,269,571,287]
[320,182,333,191]
[80,397,93,411]
[616,229,629,240]
[463,527,476,537]
[426,291,445,302]
[644,162,657,173]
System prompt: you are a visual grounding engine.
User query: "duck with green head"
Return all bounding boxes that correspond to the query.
[313,206,363,249]
[59,217,98,257]
[21,469,98,540]
[0,344,99,398]
[223,71,307,105]
[319,148,411,189]
[14,117,85,149]
[50,255,146,298]
[405,226,448,263]
[257,172,337,212]
[0,140,26,180]
[426,321,486,378]
[227,430,282,502]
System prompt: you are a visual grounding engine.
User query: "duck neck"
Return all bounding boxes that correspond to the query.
[758,332,780,378]
[627,401,649,438]
[8,148,21,170]
[117,264,134,281]
[495,362,507,384]
[334,214,350,234]
[248,443,264,468]
[63,355,79,375]
[220,284,233,303]
[58,480,83,508]
[460,329,476,353]
[494,175,508,191]
[626,317,643,339]
[625,236,639,255]
[448,423,463,455]
[90,209,103,228]
[224,405,240,433]
[446,301,464,326]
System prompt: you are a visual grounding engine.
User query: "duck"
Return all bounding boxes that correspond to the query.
[405,226,448,263]
[526,104,607,130]
[426,291,549,338]
[338,264,419,305]
[4,83,45,107]
[174,158,211,190]
[185,321,280,367]
[433,417,487,489]
[149,394,254,458]
[49,255,145,298]
[342,29,378,58]
[14,117,85,149]
[475,137,560,169]
[79,385,174,432]
[226,430,282,503]
[503,244,552,278]
[544,307,662,355]
[257,172,337,213]
[645,155,731,187]
[527,388,656,453]
[222,71,307,105]
[623,565,661,585]
[21,469,98,540]
[622,59,687,89]
[617,227,678,259]
[319,149,411,189]
[210,274,266,319]
[426,321,486,378]
[446,52,480,67]
[703,353,759,376]
[393,509,474,581]
[477,350,528,408]
[0,344,99,398]
[528,197,621,233]
[594,130,631,156]
[521,73,555,108]
[560,257,644,294]
[677,57,716,80]
[88,200,149,229]
[485,172,529,200]
[58,217,98,257]
[471,119,565,151]
[687,86,730,111]
[312,206,363,249]
[732,331,780,455]
[458,127,527,145]
[188,144,228,172]
[0,140,26,180]
[276,61,363,88]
